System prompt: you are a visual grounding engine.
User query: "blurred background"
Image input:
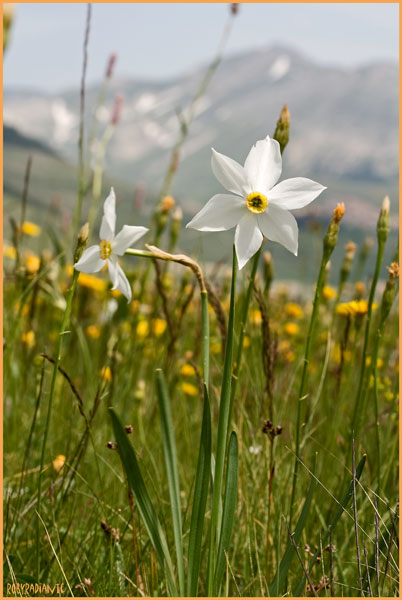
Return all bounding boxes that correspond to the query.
[3,2,399,280]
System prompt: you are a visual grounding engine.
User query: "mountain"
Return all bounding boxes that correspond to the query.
[4,44,398,189]
[3,44,398,276]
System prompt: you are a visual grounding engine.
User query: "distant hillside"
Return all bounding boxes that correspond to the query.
[4,44,398,195]
[4,124,56,157]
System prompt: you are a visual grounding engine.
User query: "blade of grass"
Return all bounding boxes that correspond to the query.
[207,246,237,596]
[214,431,239,595]
[187,384,212,597]
[294,453,367,595]
[269,453,317,595]
[109,408,178,596]
[155,368,185,596]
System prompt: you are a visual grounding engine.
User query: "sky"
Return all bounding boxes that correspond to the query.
[3,3,399,93]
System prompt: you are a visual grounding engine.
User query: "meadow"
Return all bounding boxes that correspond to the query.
[3,4,399,597]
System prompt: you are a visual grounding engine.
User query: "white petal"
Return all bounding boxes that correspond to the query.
[74,245,105,273]
[99,187,116,241]
[244,135,282,193]
[211,148,250,196]
[112,225,149,255]
[269,177,326,210]
[258,204,298,256]
[107,256,119,289]
[234,212,263,270]
[115,262,132,302]
[186,194,247,232]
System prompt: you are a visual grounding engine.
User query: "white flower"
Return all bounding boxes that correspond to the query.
[186,135,326,269]
[74,188,148,302]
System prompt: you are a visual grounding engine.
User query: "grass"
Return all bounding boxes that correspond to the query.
[3,212,399,595]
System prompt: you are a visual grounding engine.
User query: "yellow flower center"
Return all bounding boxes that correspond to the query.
[100,239,112,260]
[246,191,268,214]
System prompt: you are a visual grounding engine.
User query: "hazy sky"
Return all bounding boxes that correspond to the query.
[4,3,399,92]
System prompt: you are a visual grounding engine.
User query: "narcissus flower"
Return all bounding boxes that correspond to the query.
[74,188,148,302]
[187,135,326,269]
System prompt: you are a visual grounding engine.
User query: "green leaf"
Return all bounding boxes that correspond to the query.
[109,407,178,596]
[294,454,367,596]
[269,453,317,596]
[214,431,239,595]
[155,368,185,596]
[187,384,212,596]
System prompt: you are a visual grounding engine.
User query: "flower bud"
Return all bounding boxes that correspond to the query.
[230,3,239,15]
[323,203,345,260]
[106,52,117,78]
[3,3,15,51]
[169,206,183,249]
[380,262,399,324]
[74,222,89,263]
[111,94,123,125]
[273,105,290,154]
[340,241,356,283]
[159,195,175,214]
[377,196,390,245]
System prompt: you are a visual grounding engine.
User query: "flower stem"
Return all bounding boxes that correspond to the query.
[201,290,210,386]
[289,254,328,529]
[35,269,79,581]
[349,239,386,442]
[228,245,262,429]
[207,246,237,596]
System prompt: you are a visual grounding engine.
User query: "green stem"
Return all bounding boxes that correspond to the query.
[228,246,262,429]
[201,290,210,387]
[289,255,328,529]
[371,326,384,493]
[35,269,79,581]
[207,246,237,596]
[350,240,385,441]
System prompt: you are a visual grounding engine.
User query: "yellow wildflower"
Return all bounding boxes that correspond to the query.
[284,322,299,336]
[180,363,196,377]
[100,366,112,382]
[355,281,365,298]
[136,320,149,338]
[323,285,336,300]
[65,267,107,292]
[130,300,140,314]
[86,325,101,339]
[384,391,394,403]
[78,273,108,292]
[336,299,378,317]
[331,344,352,364]
[252,309,262,324]
[210,341,222,354]
[111,288,122,298]
[285,303,304,319]
[365,357,383,368]
[278,340,291,353]
[152,318,167,336]
[181,382,198,397]
[21,330,35,349]
[25,253,40,274]
[52,454,66,472]
[4,245,16,259]
[285,350,295,363]
[243,335,251,348]
[21,221,41,237]
[383,377,392,387]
